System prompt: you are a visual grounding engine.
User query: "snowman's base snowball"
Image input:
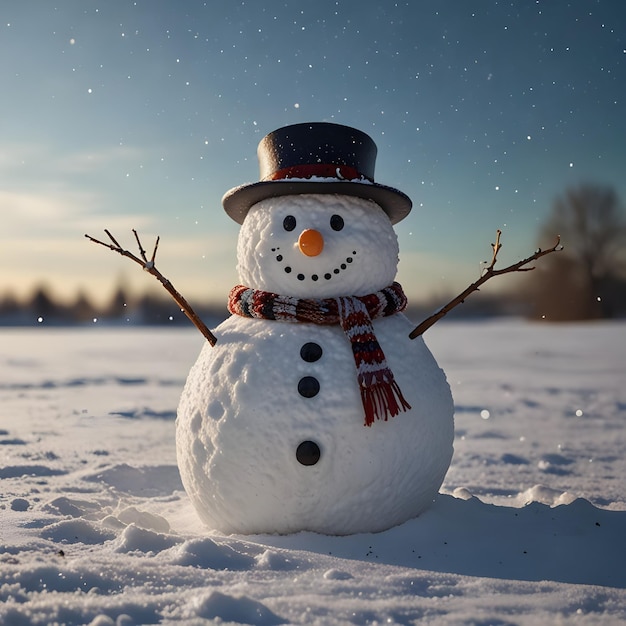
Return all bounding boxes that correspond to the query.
[176,313,454,535]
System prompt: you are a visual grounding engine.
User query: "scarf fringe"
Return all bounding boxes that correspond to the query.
[361,374,412,427]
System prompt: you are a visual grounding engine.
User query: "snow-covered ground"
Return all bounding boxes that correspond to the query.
[1,319,625,625]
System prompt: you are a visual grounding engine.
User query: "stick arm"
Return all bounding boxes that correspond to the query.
[409,230,563,339]
[85,229,217,346]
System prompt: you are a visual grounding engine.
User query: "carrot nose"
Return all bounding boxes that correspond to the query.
[298,229,324,257]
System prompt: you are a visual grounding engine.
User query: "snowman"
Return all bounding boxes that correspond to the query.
[175,122,455,535]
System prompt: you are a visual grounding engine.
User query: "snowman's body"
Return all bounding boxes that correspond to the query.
[176,194,454,535]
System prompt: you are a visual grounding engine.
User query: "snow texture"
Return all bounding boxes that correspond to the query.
[177,313,454,534]
[1,321,625,625]
[235,195,399,298]
[178,193,453,534]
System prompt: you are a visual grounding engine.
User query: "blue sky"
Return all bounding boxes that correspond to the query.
[1,0,625,307]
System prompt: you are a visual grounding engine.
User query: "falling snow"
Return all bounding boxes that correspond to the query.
[0,2,623,306]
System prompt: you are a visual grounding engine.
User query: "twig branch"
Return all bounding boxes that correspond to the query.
[408,230,563,339]
[85,230,217,346]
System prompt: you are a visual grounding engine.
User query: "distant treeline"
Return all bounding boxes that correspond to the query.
[5,280,624,328]
[0,283,542,328]
[0,285,229,327]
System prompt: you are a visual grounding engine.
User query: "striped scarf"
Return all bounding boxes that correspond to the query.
[228,282,411,426]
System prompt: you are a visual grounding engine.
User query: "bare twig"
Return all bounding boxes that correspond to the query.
[85,230,217,346]
[409,230,563,339]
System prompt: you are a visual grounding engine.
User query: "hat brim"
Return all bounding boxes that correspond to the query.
[222,179,412,225]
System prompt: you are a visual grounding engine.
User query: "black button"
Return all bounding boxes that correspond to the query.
[298,376,320,398]
[300,342,323,362]
[296,440,321,466]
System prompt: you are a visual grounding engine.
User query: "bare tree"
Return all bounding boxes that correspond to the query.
[531,184,626,320]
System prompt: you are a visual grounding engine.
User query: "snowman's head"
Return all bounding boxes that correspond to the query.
[236,194,399,298]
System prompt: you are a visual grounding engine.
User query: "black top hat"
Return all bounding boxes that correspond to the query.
[222,122,412,224]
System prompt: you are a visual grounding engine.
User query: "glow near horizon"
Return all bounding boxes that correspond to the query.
[0,1,624,308]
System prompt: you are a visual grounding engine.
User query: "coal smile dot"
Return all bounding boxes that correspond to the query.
[274,249,357,281]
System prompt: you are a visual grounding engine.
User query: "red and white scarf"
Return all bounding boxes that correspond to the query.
[228,282,411,426]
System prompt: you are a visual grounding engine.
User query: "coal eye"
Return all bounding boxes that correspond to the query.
[330,214,344,231]
[283,215,296,232]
